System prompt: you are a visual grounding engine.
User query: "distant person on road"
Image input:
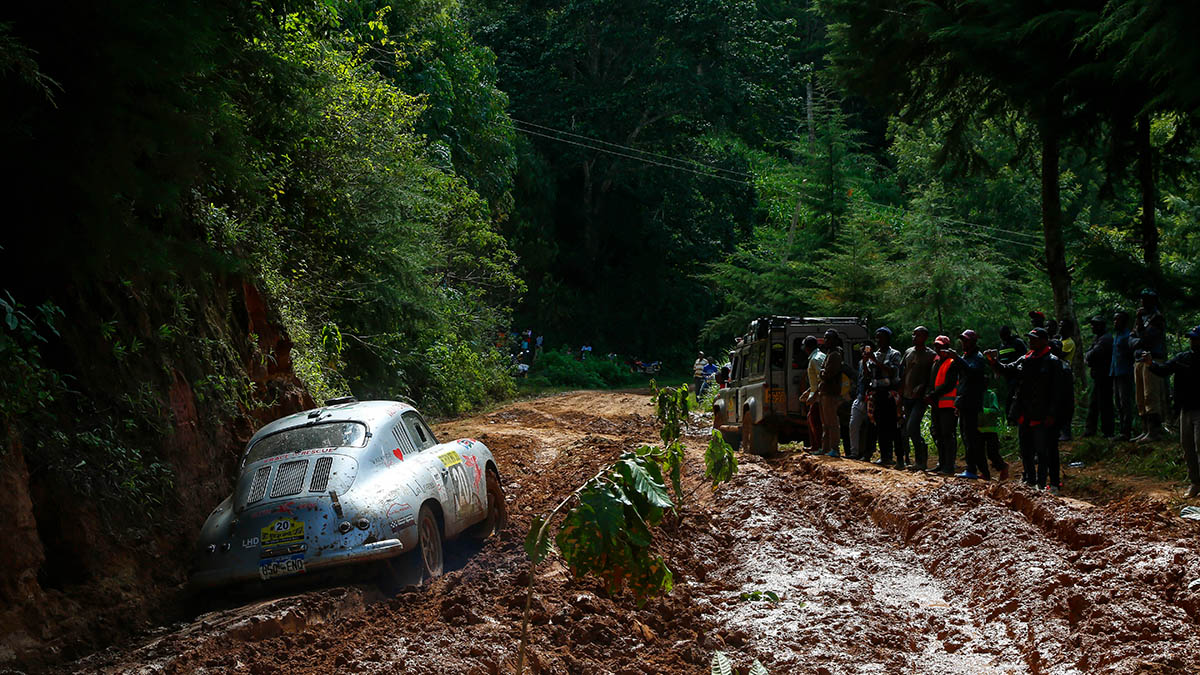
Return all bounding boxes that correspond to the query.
[929,335,962,475]
[692,351,709,396]
[865,326,903,468]
[996,325,1027,419]
[1111,311,1136,440]
[899,326,936,471]
[951,330,989,479]
[1143,324,1200,498]
[1084,315,1115,438]
[817,330,846,457]
[1030,310,1047,330]
[716,365,730,389]
[1132,289,1168,442]
[986,327,1062,493]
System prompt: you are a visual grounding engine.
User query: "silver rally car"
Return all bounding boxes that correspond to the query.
[190,398,505,589]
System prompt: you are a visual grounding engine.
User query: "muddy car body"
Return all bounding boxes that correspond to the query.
[713,316,870,454]
[190,399,504,589]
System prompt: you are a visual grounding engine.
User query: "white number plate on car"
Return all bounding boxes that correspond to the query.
[259,553,305,580]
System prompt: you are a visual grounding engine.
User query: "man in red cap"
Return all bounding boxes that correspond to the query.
[1029,311,1046,330]
[986,328,1063,492]
[928,335,962,475]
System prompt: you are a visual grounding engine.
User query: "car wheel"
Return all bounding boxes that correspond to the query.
[741,410,753,452]
[416,504,444,581]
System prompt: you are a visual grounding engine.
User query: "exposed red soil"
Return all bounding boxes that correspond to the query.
[51,391,1200,674]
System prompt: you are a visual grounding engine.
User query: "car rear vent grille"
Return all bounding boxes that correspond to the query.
[247,465,272,503]
[310,456,333,492]
[270,460,308,498]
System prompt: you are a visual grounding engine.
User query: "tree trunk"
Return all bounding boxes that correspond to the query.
[1136,113,1159,277]
[1040,108,1085,388]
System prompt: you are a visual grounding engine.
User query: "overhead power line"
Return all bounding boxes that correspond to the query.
[501,116,1043,253]
[503,122,754,186]
[510,117,754,179]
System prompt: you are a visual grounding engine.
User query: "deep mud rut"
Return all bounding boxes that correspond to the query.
[55,391,1200,674]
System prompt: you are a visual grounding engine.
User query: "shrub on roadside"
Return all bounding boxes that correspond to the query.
[528,351,641,389]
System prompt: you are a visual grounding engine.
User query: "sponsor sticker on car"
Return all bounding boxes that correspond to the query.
[437,449,463,467]
[261,517,305,546]
[259,553,305,580]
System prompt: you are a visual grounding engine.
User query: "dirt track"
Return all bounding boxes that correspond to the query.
[60,391,1200,674]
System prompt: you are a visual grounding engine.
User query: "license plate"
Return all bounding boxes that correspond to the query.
[259,553,305,580]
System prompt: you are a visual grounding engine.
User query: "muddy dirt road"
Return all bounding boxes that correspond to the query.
[61,391,1200,674]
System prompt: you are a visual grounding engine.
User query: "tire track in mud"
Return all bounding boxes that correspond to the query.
[706,454,1200,674]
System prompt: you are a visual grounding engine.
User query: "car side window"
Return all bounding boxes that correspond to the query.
[392,424,416,455]
[402,411,437,451]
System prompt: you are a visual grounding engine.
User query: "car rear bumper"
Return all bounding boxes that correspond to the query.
[189,538,408,589]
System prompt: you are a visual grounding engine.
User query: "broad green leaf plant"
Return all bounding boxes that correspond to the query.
[517,384,739,673]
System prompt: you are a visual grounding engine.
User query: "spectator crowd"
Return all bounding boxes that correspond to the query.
[774,289,1200,498]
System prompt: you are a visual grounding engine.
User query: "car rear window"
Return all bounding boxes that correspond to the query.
[244,422,368,465]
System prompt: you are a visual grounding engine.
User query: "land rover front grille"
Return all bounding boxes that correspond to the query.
[270,460,308,498]
[309,456,333,492]
[247,465,272,503]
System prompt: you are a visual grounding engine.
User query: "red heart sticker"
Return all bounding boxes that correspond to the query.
[393,448,404,461]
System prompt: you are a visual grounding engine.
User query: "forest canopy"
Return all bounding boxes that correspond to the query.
[2,0,1199,432]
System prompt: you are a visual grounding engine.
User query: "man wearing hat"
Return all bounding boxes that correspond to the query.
[863,326,903,466]
[1143,325,1200,498]
[928,335,963,475]
[1029,310,1047,330]
[986,327,1063,492]
[900,325,937,470]
[1083,315,1115,438]
[1132,289,1169,442]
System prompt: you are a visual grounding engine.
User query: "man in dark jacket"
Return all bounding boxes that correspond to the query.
[865,326,903,468]
[929,335,962,475]
[986,328,1061,490]
[1111,311,1136,441]
[951,330,990,479]
[1145,325,1200,498]
[1084,315,1114,438]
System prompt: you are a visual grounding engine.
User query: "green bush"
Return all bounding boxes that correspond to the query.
[424,336,516,416]
[529,352,641,389]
